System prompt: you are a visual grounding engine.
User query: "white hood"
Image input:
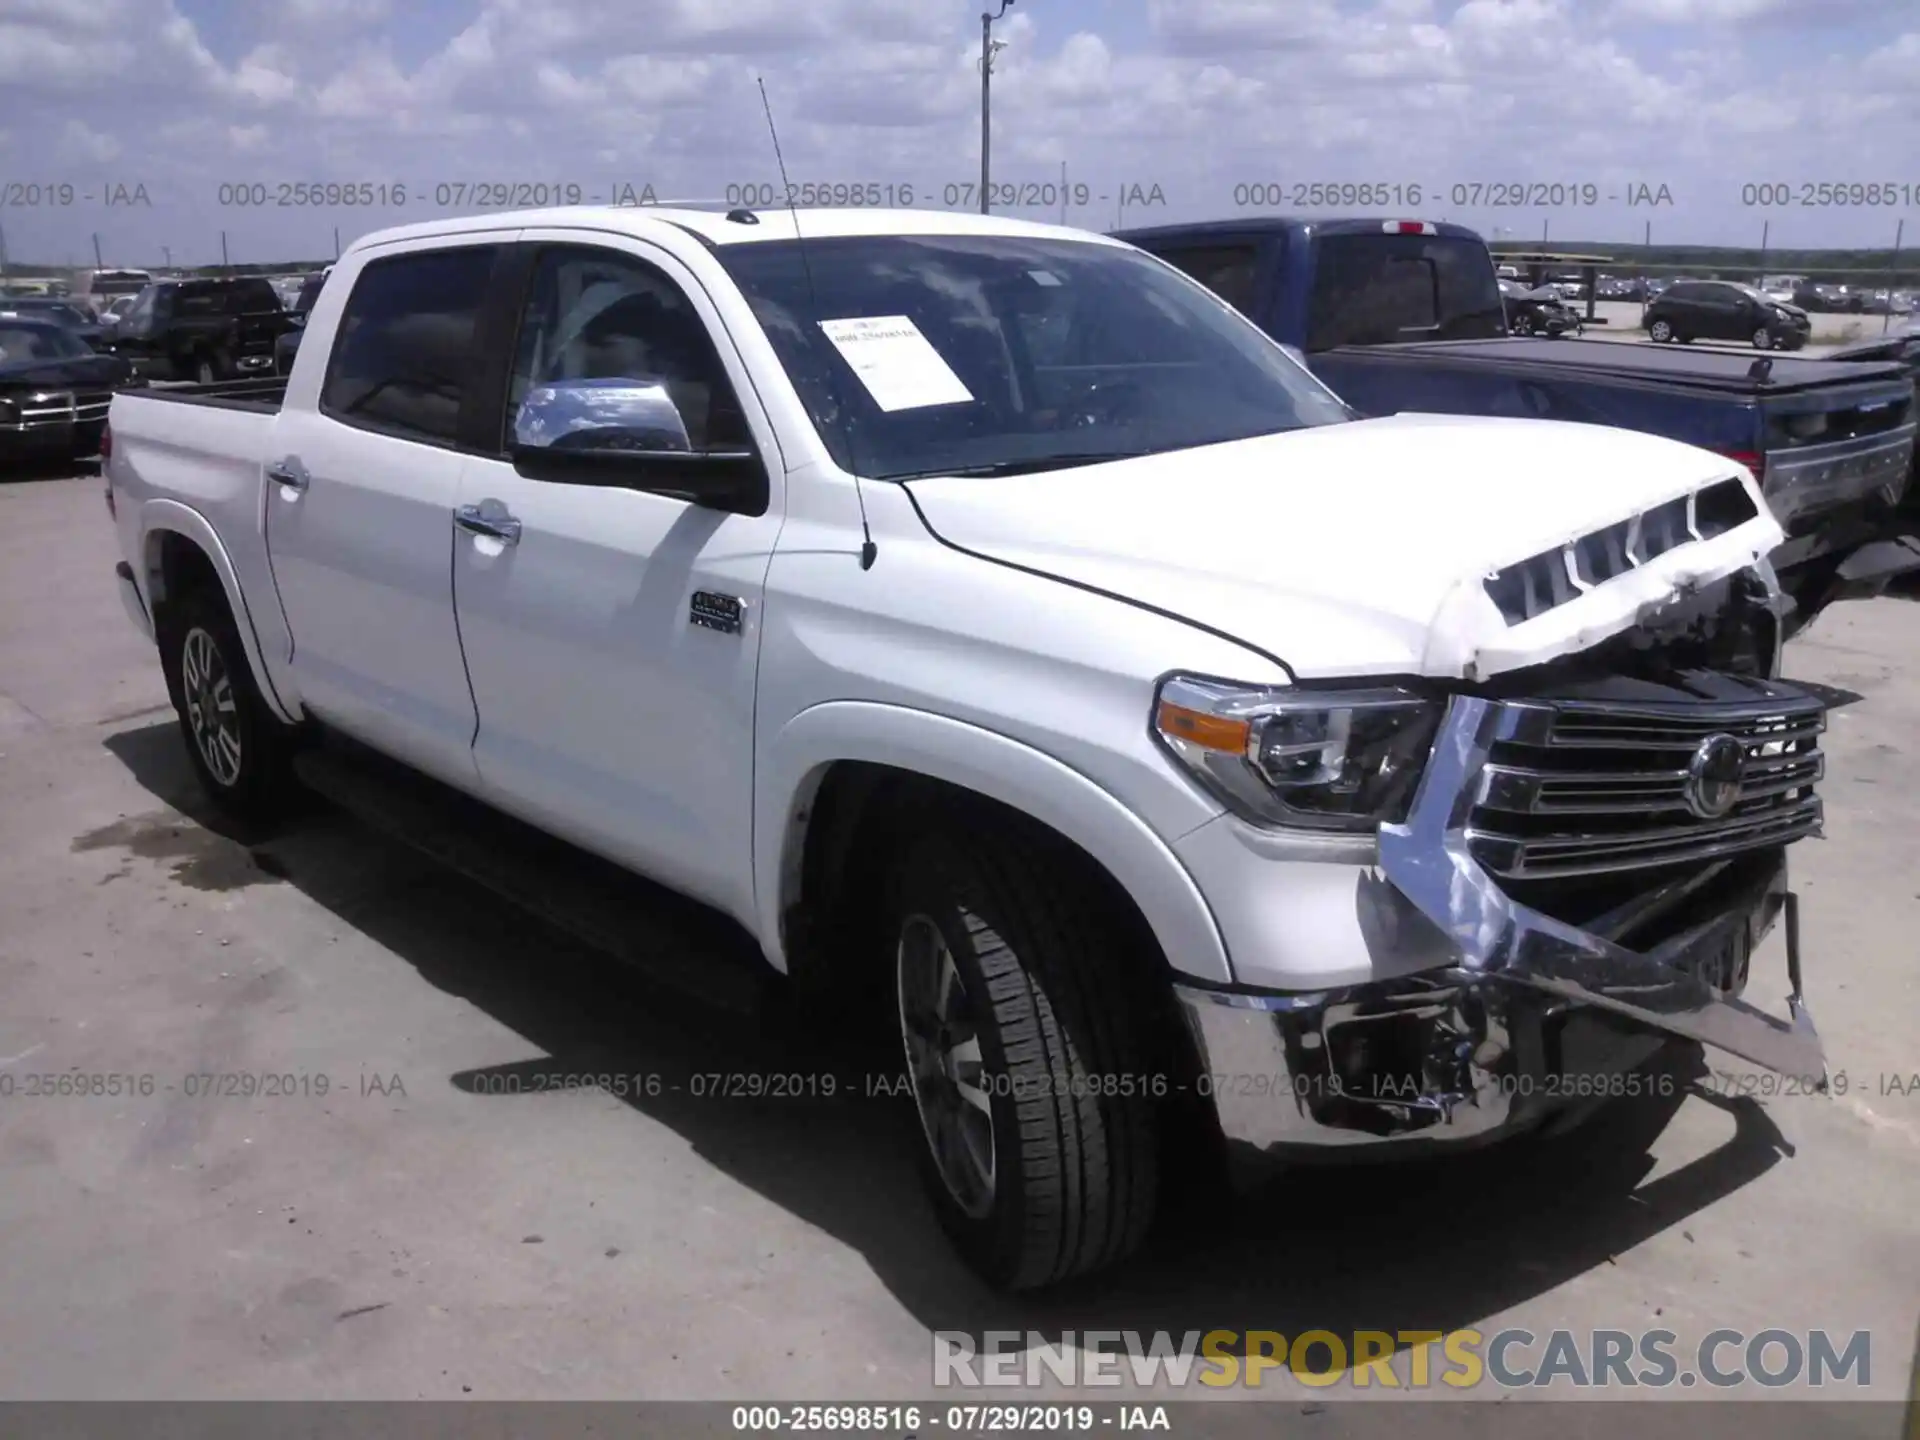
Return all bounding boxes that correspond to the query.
[905,413,1784,680]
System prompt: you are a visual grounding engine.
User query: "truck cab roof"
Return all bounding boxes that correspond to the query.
[345,204,1132,257]
[1112,216,1490,245]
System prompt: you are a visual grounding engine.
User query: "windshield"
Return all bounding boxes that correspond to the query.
[0,323,87,361]
[714,234,1351,481]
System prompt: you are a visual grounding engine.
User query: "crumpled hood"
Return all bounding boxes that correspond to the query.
[904,413,1785,680]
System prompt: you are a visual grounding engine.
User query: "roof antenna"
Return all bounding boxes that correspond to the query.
[758,76,877,571]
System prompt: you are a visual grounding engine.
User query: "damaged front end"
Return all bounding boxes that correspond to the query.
[1176,558,1849,1153]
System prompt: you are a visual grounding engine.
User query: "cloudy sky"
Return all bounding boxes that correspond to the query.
[1,0,1916,269]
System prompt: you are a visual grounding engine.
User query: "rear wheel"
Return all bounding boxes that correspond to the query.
[157,587,299,824]
[883,818,1162,1291]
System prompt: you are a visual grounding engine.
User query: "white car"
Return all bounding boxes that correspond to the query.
[105,205,1835,1289]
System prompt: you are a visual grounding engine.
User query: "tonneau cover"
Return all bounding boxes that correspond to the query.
[1331,336,1908,397]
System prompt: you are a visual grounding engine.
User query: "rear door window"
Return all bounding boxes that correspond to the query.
[1145,243,1261,315]
[320,246,500,448]
[226,279,282,314]
[1305,234,1504,350]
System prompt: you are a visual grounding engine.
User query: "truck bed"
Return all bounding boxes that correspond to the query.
[1330,336,1906,396]
[122,375,287,413]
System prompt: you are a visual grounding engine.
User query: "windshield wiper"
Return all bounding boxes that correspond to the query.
[888,450,1153,481]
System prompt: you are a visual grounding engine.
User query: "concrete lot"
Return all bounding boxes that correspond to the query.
[1,467,1917,1409]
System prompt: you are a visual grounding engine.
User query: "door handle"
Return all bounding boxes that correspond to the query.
[266,458,308,491]
[454,502,522,544]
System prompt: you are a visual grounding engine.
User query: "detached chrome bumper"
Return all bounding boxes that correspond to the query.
[1177,691,1826,1153]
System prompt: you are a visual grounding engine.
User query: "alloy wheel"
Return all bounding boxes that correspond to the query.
[896,912,996,1218]
[180,625,242,786]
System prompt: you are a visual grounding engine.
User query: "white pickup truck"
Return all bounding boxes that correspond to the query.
[107,205,1836,1290]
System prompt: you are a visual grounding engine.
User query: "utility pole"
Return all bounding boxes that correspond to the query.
[93,232,104,268]
[979,1,1013,214]
[162,245,172,270]
[1886,218,1904,336]
[0,213,9,284]
[221,230,230,272]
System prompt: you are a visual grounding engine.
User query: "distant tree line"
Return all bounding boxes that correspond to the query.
[1490,242,1918,285]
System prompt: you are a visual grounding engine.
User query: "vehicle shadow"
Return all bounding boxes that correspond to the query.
[100,719,1795,1362]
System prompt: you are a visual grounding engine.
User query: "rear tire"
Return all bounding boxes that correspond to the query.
[882,818,1162,1291]
[157,587,298,825]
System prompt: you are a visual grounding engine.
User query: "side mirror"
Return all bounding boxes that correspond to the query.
[508,376,766,514]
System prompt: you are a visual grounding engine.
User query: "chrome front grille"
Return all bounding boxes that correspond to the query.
[9,390,111,430]
[1467,686,1825,880]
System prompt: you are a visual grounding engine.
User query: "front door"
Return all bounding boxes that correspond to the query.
[449,236,786,923]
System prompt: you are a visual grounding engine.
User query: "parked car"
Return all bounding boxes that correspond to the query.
[275,267,333,376]
[1644,280,1811,350]
[73,268,154,318]
[108,204,1844,1290]
[1111,217,1917,631]
[0,318,134,467]
[106,276,298,384]
[1499,279,1581,337]
[1824,325,1920,531]
[0,296,113,351]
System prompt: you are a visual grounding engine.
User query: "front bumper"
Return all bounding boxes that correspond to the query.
[1175,693,1826,1153]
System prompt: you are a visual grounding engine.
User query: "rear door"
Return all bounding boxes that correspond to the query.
[263,233,519,789]
[447,234,786,921]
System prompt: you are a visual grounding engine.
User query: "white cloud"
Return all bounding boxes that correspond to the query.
[0,0,1913,265]
[57,117,121,163]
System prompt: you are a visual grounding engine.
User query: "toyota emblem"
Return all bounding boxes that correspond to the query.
[1684,733,1746,819]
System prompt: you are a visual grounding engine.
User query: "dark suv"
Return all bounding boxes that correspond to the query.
[1645,280,1812,350]
[107,276,299,383]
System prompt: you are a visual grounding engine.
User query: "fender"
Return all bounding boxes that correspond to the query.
[756,700,1233,986]
[138,498,301,725]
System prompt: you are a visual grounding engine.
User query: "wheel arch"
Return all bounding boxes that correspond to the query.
[756,701,1233,989]
[140,503,298,724]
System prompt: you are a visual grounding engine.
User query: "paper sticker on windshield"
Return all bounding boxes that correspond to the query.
[818,315,974,412]
[1028,270,1062,287]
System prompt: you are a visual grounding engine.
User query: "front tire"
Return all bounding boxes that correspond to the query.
[1648,318,1673,342]
[1752,327,1776,350]
[158,588,298,824]
[883,821,1161,1291]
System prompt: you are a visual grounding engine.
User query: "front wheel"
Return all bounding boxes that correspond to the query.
[1648,318,1673,342]
[884,821,1162,1291]
[158,588,299,824]
[1752,327,1776,350]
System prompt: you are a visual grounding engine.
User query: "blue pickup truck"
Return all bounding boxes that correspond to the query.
[1112,216,1920,632]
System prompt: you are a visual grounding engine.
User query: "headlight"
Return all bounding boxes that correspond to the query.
[0,398,16,422]
[1153,675,1443,832]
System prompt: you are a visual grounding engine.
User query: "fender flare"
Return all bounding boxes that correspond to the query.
[139,498,299,724]
[756,701,1233,986]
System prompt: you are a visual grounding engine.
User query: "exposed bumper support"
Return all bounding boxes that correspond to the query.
[1176,693,1826,1153]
